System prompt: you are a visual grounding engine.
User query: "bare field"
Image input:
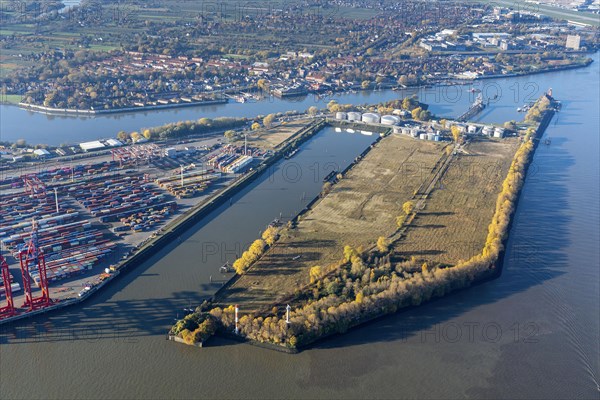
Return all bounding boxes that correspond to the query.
[392,137,520,264]
[216,134,447,311]
[236,119,313,150]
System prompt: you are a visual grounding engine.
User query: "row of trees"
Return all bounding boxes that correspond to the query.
[231,226,281,274]
[126,117,247,141]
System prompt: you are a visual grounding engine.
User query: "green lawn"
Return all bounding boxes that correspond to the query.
[0,94,23,104]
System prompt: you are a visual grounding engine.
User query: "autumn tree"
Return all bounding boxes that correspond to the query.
[307,106,318,116]
[402,201,415,215]
[117,130,129,142]
[327,100,341,113]
[411,107,422,120]
[251,122,261,130]
[309,265,323,283]
[263,114,275,128]
[257,79,268,92]
[451,125,462,142]
[396,215,406,227]
[261,226,279,246]
[224,130,236,142]
[376,236,389,253]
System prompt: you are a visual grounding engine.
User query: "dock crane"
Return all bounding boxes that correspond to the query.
[22,174,47,199]
[0,252,16,319]
[19,219,52,311]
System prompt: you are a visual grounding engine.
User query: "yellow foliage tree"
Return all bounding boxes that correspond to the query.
[451,125,462,142]
[309,265,323,283]
[396,215,406,227]
[402,201,415,215]
[263,114,275,128]
[376,236,389,253]
[261,226,279,246]
[355,292,364,303]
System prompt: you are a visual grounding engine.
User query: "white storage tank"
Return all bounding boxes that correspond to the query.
[433,135,440,141]
[361,112,381,124]
[393,126,402,135]
[335,112,347,120]
[467,125,477,134]
[427,133,435,141]
[347,112,362,121]
[401,127,411,135]
[419,133,428,140]
[381,115,401,125]
[411,128,420,137]
[493,127,505,138]
[482,126,494,136]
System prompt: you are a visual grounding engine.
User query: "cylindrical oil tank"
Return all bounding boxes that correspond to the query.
[361,112,381,124]
[419,133,428,140]
[427,133,435,141]
[494,127,505,138]
[381,115,400,125]
[467,125,477,133]
[335,112,347,120]
[402,127,411,135]
[347,112,362,121]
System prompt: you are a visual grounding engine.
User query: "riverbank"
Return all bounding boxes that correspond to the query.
[16,99,228,116]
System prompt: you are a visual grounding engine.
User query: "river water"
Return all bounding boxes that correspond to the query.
[0,53,598,399]
[1,71,532,146]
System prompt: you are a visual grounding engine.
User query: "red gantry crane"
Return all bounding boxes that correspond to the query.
[22,174,47,198]
[19,219,52,311]
[0,251,16,319]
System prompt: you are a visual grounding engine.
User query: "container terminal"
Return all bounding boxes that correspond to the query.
[0,135,272,321]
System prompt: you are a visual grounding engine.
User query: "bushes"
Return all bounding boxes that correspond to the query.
[172,313,218,345]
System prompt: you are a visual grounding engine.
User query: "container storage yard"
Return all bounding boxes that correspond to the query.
[0,134,270,321]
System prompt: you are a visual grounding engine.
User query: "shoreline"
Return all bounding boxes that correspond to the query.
[15,98,228,116]
[3,58,593,118]
[0,119,327,326]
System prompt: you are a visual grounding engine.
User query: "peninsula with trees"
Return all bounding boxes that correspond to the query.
[169,92,559,350]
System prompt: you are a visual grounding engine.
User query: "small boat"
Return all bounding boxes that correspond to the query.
[285,148,299,159]
[292,255,301,260]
